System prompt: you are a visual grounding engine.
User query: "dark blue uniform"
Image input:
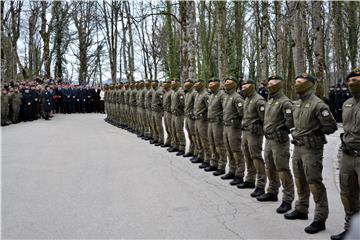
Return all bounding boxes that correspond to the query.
[42,90,52,119]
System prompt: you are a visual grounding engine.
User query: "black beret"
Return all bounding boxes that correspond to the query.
[346,67,360,81]
[242,79,256,85]
[295,73,316,83]
[195,78,205,83]
[224,75,237,82]
[184,79,194,83]
[208,77,220,83]
[268,74,284,81]
[152,80,159,83]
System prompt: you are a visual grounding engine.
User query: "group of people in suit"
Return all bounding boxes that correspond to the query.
[1,80,105,126]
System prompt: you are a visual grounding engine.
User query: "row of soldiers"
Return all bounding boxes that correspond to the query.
[104,68,360,239]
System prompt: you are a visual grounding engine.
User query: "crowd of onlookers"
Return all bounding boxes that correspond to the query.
[1,79,105,126]
[325,83,352,122]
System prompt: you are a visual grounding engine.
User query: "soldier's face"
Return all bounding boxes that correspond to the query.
[295,78,307,85]
[348,76,360,85]
[242,83,252,91]
[268,80,281,87]
[183,82,192,90]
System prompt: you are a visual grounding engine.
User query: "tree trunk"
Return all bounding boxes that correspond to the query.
[347,1,359,70]
[312,1,325,98]
[289,1,306,76]
[216,1,228,81]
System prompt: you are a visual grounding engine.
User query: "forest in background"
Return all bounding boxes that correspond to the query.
[1,0,359,98]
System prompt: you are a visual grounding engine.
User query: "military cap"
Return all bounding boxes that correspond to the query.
[152,80,159,83]
[224,75,237,83]
[195,78,205,83]
[295,73,317,83]
[268,74,284,81]
[164,80,171,84]
[242,78,256,85]
[184,79,194,83]
[346,67,360,81]
[208,77,220,83]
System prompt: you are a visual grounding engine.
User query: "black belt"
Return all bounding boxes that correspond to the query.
[343,147,360,157]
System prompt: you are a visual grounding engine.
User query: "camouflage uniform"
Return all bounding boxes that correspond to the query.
[162,82,173,146]
[193,84,210,167]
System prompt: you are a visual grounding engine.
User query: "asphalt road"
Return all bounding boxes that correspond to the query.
[2,113,344,239]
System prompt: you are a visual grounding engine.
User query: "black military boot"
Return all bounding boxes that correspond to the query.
[230,176,243,186]
[183,152,193,158]
[304,221,326,234]
[284,210,308,220]
[213,169,225,176]
[221,172,235,180]
[167,147,178,152]
[237,181,255,189]
[154,142,163,146]
[176,150,185,156]
[250,188,265,198]
[204,165,217,172]
[276,201,292,214]
[150,140,158,144]
[161,143,170,148]
[191,157,203,164]
[256,192,278,202]
[330,230,348,240]
[199,162,210,169]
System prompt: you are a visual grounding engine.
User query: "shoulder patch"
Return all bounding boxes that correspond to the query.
[285,108,292,114]
[238,102,243,107]
[321,110,330,117]
[260,106,265,112]
[305,103,310,108]
[344,103,353,108]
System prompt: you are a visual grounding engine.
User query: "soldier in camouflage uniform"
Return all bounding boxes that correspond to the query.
[168,79,186,155]
[108,85,115,123]
[220,76,245,183]
[239,79,267,198]
[183,79,197,158]
[115,84,122,126]
[150,80,164,146]
[1,88,10,126]
[119,82,126,128]
[137,80,146,137]
[11,87,22,123]
[129,83,137,132]
[144,80,154,140]
[104,85,109,121]
[206,77,227,175]
[162,80,173,147]
[256,75,295,215]
[284,73,337,234]
[193,79,210,168]
[124,83,131,129]
[331,68,360,240]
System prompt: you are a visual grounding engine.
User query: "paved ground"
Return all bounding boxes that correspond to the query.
[2,114,344,239]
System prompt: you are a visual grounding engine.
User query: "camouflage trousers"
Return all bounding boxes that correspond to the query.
[339,153,360,230]
[264,138,294,204]
[208,121,227,171]
[194,119,210,163]
[185,117,196,155]
[164,111,172,145]
[292,145,328,223]
[151,111,164,144]
[241,131,266,188]
[171,114,185,151]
